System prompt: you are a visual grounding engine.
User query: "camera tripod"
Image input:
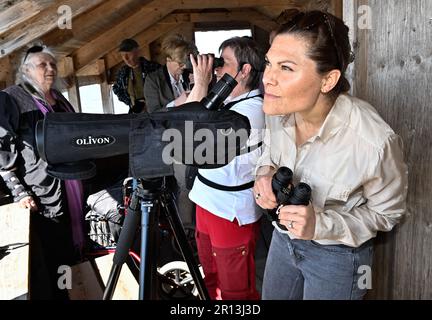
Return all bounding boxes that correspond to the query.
[102,177,209,300]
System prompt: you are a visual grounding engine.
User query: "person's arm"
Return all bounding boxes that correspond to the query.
[313,134,408,246]
[0,92,38,211]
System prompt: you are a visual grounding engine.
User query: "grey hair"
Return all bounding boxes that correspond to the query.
[16,46,62,95]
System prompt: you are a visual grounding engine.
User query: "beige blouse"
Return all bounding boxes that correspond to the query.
[256,94,408,247]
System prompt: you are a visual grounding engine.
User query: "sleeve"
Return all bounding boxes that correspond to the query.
[112,67,131,106]
[144,73,166,113]
[166,100,176,109]
[0,92,32,201]
[254,115,277,176]
[313,134,409,247]
[0,92,20,171]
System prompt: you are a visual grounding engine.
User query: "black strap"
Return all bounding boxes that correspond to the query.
[220,94,263,111]
[197,173,254,192]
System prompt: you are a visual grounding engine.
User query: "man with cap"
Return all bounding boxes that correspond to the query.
[113,38,160,113]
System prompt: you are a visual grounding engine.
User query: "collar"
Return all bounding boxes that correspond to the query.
[168,71,184,86]
[281,94,353,144]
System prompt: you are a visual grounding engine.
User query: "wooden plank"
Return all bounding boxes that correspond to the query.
[146,0,299,8]
[0,56,16,88]
[94,254,139,300]
[97,59,115,114]
[0,203,30,300]
[0,0,24,11]
[68,261,104,300]
[0,0,57,36]
[346,0,432,300]
[40,0,152,57]
[251,19,279,33]
[72,1,175,71]
[63,57,82,112]
[0,0,104,58]
[190,11,273,23]
[75,61,102,77]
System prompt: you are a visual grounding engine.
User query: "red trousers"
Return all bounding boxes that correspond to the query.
[195,205,260,300]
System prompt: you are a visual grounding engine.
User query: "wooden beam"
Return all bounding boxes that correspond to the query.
[251,19,279,33]
[40,0,153,57]
[97,59,115,114]
[329,0,344,17]
[146,0,298,9]
[104,18,189,70]
[189,11,273,23]
[0,56,16,88]
[0,0,57,37]
[76,61,103,77]
[71,1,176,70]
[0,0,104,58]
[63,57,82,112]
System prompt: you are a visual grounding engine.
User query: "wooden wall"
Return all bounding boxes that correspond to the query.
[345,0,432,299]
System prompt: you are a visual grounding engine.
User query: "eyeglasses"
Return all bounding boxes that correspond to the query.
[24,45,45,62]
[282,11,343,70]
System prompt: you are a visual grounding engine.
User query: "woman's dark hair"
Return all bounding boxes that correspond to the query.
[276,10,354,97]
[219,36,265,90]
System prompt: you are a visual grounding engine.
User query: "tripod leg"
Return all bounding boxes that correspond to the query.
[103,190,141,300]
[162,194,210,300]
[138,199,159,300]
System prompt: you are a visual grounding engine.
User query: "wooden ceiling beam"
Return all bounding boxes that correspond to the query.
[71,0,177,71]
[40,0,153,57]
[189,10,273,23]
[0,0,57,36]
[0,0,104,58]
[145,0,298,9]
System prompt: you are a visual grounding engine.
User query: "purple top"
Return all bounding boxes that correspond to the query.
[33,92,85,253]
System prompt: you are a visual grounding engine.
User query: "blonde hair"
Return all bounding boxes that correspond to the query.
[162,34,198,63]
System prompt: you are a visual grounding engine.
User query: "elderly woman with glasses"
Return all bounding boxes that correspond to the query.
[0,45,83,299]
[253,10,408,300]
[144,34,198,113]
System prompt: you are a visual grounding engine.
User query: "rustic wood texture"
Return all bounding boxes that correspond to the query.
[40,0,152,57]
[0,0,56,36]
[0,204,30,300]
[347,0,432,299]
[0,0,104,58]
[72,1,176,71]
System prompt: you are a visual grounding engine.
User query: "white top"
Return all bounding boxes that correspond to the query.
[189,89,265,226]
[256,94,408,247]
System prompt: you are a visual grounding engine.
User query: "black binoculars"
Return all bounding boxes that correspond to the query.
[267,167,312,231]
[185,55,224,72]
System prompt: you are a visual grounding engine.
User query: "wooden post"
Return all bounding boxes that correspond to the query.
[98,59,115,114]
[64,57,82,112]
[0,55,16,89]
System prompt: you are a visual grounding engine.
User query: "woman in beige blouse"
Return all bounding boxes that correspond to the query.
[254,10,408,300]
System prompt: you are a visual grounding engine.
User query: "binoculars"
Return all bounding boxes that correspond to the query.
[267,167,312,231]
